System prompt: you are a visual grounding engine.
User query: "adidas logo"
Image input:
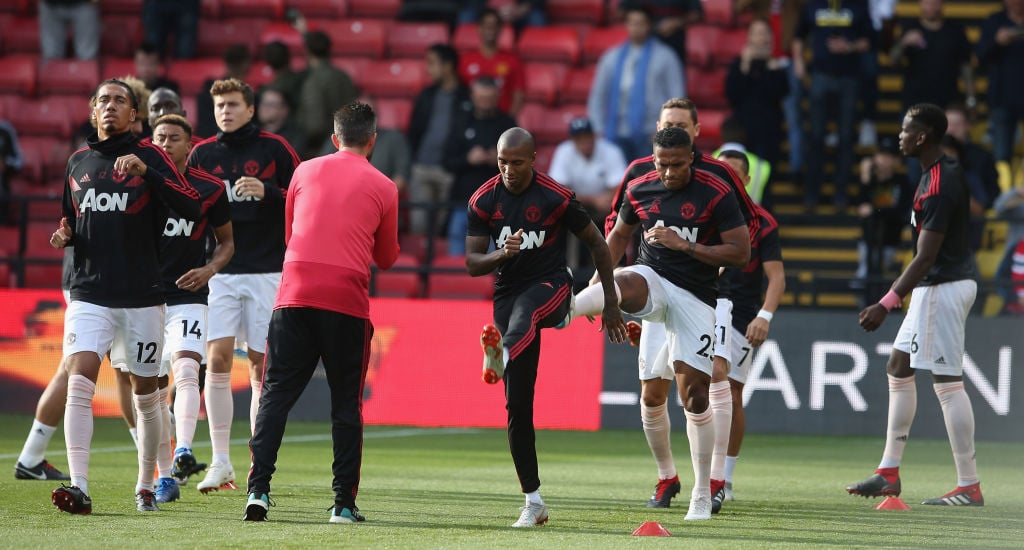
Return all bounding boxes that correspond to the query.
[935,356,946,365]
[650,203,661,214]
[492,210,503,220]
[212,165,224,175]
[80,173,91,183]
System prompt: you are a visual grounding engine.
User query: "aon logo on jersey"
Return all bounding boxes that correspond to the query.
[80,188,128,212]
[498,226,546,249]
[653,219,698,242]
[225,180,259,202]
[164,218,195,237]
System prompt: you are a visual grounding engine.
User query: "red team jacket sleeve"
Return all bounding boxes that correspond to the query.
[373,192,400,269]
[143,144,201,220]
[284,175,297,245]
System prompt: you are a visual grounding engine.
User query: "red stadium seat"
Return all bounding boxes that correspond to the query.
[517,103,587,145]
[16,138,47,182]
[694,108,728,150]
[387,22,449,59]
[319,19,388,58]
[535,144,556,173]
[17,137,68,183]
[348,0,400,18]
[219,0,284,18]
[372,254,421,298]
[399,234,447,264]
[6,98,73,138]
[99,16,142,58]
[0,0,32,15]
[703,0,736,26]
[686,66,728,109]
[581,27,627,64]
[100,56,136,81]
[547,0,606,25]
[201,0,221,19]
[685,25,721,68]
[288,0,348,17]
[360,60,426,99]
[38,59,100,96]
[714,28,748,66]
[523,62,566,106]
[452,22,515,53]
[332,56,370,83]
[561,65,595,104]
[374,98,413,132]
[168,58,229,96]
[260,21,304,56]
[427,272,494,300]
[517,26,580,64]
[196,18,264,58]
[98,0,143,14]
[1,16,40,54]
[0,55,38,96]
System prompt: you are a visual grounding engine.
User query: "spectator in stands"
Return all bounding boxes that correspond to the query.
[857,0,897,149]
[258,87,304,155]
[713,118,772,205]
[459,0,547,34]
[588,5,685,161]
[994,185,1024,311]
[142,0,200,59]
[261,41,305,111]
[976,0,1024,164]
[134,43,180,95]
[0,120,24,225]
[793,0,873,210]
[549,117,627,222]
[459,8,526,117]
[945,103,1000,254]
[629,0,703,69]
[443,77,517,255]
[39,0,99,63]
[1006,235,1024,315]
[853,137,911,291]
[297,31,358,160]
[321,97,411,195]
[194,44,251,139]
[409,44,472,237]
[725,18,789,169]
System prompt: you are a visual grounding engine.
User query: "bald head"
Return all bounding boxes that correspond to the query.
[497,127,535,153]
[148,87,185,129]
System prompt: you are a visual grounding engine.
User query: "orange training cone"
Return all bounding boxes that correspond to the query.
[632,521,672,536]
[875,496,911,511]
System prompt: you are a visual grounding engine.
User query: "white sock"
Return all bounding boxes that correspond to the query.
[65,375,95,495]
[205,371,233,464]
[724,456,738,484]
[572,281,621,318]
[879,375,916,469]
[156,386,173,479]
[684,407,714,496]
[525,490,544,505]
[18,419,58,467]
[172,357,201,450]
[134,389,161,493]
[641,402,676,480]
[250,378,262,436]
[709,381,732,481]
[934,382,978,486]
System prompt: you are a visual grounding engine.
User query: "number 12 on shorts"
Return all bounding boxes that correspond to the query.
[136,342,158,363]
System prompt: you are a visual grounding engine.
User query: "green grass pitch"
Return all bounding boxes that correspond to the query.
[1,414,1022,549]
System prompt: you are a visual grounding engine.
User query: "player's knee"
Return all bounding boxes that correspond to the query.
[886,350,912,378]
[171,356,200,386]
[614,272,648,313]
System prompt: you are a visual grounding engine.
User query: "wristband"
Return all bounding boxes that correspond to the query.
[688,240,696,253]
[756,309,773,322]
[879,290,902,311]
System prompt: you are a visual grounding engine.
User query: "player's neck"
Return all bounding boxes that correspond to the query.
[175,160,187,174]
[920,16,942,30]
[917,145,943,169]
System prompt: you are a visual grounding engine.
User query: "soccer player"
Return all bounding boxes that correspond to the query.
[847,103,982,506]
[708,150,786,511]
[150,114,234,501]
[187,78,299,494]
[49,79,199,514]
[144,88,203,146]
[568,127,750,520]
[465,127,627,527]
[244,103,399,523]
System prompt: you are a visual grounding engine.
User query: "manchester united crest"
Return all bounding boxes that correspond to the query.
[680,202,696,219]
[525,206,542,223]
[244,160,260,176]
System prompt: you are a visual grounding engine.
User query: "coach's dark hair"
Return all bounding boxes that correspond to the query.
[334,102,377,147]
[653,126,692,150]
[94,79,139,110]
[717,149,749,176]
[428,43,458,69]
[907,103,948,143]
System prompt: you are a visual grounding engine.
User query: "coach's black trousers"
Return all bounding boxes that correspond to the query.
[494,274,571,494]
[248,307,373,508]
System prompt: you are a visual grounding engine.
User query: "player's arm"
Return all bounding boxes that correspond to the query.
[177,221,234,291]
[746,259,785,347]
[373,191,401,270]
[53,169,77,248]
[466,230,522,277]
[604,214,640,268]
[119,153,201,220]
[859,228,944,332]
[576,222,627,343]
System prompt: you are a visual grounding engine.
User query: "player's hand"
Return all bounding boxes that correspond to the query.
[858,303,888,332]
[113,154,148,177]
[234,176,265,199]
[600,304,627,344]
[901,29,926,49]
[502,228,524,259]
[995,26,1022,46]
[176,266,215,291]
[746,317,769,347]
[644,226,684,251]
[50,217,72,249]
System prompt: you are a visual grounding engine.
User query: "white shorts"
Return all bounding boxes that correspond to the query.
[161,303,208,369]
[62,290,71,305]
[624,264,716,379]
[207,272,281,354]
[713,298,733,365]
[726,327,754,384]
[64,301,166,377]
[893,279,976,376]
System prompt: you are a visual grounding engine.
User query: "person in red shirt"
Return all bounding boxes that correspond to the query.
[244,102,400,524]
[458,8,526,117]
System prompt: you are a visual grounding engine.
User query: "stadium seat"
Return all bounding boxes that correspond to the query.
[288,0,349,17]
[685,25,720,68]
[201,0,221,19]
[0,255,10,288]
[0,55,38,96]
[427,272,494,300]
[560,65,595,104]
[100,56,136,81]
[517,103,587,146]
[517,26,580,64]
[387,22,449,59]
[360,60,426,99]
[399,234,447,264]
[547,0,605,25]
[703,0,736,26]
[694,108,728,149]
[348,0,400,18]
[332,56,370,83]
[686,66,728,109]
[535,144,556,173]
[581,27,627,64]
[452,22,515,53]
[168,58,230,96]
[0,0,32,15]
[195,18,264,58]
[218,0,284,18]
[714,28,748,66]
[16,137,67,184]
[6,98,73,138]
[1,16,40,54]
[318,19,387,58]
[260,21,304,56]
[16,138,47,182]
[98,0,143,14]
[372,254,421,298]
[374,98,413,132]
[38,59,100,96]
[98,15,142,58]
[523,62,566,106]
